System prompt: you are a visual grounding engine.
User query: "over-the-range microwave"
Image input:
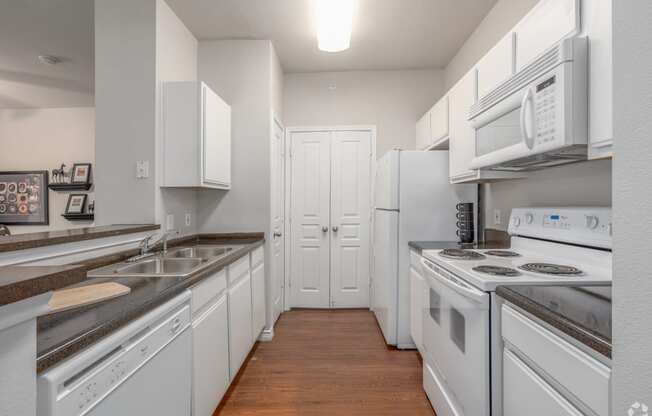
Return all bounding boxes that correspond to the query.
[468,37,588,171]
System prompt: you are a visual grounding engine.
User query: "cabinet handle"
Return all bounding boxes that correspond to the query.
[332,226,338,232]
[322,226,329,232]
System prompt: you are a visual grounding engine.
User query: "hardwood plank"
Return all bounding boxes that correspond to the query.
[215,309,435,416]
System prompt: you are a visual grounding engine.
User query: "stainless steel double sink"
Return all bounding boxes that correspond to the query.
[87,245,241,279]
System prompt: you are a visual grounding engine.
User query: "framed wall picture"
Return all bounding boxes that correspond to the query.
[0,171,49,225]
[65,194,87,215]
[71,163,92,185]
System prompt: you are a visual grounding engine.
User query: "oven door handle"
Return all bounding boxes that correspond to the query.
[421,258,488,305]
[519,87,536,150]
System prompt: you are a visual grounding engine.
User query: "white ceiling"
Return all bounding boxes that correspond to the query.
[0,0,497,108]
[165,0,498,73]
[0,0,94,109]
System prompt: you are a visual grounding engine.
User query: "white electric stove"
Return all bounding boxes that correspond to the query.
[418,207,612,416]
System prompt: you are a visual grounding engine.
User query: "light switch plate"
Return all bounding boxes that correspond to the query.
[494,209,502,225]
[136,161,149,179]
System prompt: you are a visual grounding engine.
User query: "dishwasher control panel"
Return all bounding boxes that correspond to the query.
[37,293,191,416]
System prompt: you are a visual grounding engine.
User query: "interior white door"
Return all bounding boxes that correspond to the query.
[330,130,372,308]
[290,131,331,308]
[271,119,285,322]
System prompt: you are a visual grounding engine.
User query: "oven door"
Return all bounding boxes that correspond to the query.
[421,258,490,416]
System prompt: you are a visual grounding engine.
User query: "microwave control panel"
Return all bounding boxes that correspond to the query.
[534,75,557,145]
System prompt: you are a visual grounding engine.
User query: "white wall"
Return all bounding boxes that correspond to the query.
[283,70,444,158]
[95,0,198,235]
[0,107,95,234]
[155,0,198,236]
[444,0,538,89]
[95,0,157,226]
[270,43,284,121]
[612,0,652,412]
[441,0,612,229]
[196,40,272,234]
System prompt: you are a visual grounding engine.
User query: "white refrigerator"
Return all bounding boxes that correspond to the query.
[372,150,476,348]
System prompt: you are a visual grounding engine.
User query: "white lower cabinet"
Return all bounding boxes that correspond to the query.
[251,257,266,340]
[192,294,230,416]
[501,305,611,416]
[409,265,425,354]
[228,264,253,379]
[503,349,582,416]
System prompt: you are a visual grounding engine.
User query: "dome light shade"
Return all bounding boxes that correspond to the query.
[314,0,354,52]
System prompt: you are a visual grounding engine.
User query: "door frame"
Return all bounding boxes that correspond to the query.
[265,111,285,341]
[283,125,377,311]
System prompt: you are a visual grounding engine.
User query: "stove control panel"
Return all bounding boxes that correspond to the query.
[509,207,612,249]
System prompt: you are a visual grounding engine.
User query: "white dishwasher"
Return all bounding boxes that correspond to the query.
[38,290,192,416]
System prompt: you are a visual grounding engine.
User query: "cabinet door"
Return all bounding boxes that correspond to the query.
[430,96,449,143]
[251,261,266,339]
[202,84,231,188]
[514,0,579,71]
[193,295,230,416]
[416,111,431,150]
[228,274,253,379]
[503,349,582,416]
[409,267,424,353]
[584,0,613,159]
[448,70,478,181]
[476,33,514,99]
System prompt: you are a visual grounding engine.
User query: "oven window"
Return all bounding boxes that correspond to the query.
[476,107,522,157]
[450,307,466,354]
[429,289,441,324]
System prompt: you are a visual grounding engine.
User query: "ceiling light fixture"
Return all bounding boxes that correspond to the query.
[314,0,354,52]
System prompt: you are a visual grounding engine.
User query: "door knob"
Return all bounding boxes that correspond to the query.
[332,226,339,232]
[322,226,329,232]
[273,232,282,238]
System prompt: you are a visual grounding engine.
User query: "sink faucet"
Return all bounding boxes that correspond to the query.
[130,230,179,262]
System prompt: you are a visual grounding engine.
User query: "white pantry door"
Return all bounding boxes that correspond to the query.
[270,119,285,323]
[290,131,332,308]
[289,128,373,309]
[330,130,372,308]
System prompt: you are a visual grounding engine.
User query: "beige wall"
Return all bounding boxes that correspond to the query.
[283,69,444,158]
[442,0,612,229]
[0,107,95,234]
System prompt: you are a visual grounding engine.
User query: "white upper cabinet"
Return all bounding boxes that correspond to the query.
[582,0,613,159]
[448,70,478,181]
[476,32,515,100]
[514,0,580,71]
[416,111,431,150]
[162,81,232,189]
[416,95,449,150]
[430,95,449,145]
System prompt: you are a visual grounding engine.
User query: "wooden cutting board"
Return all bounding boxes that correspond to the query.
[48,282,131,314]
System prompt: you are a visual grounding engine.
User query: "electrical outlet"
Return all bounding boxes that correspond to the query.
[166,214,174,231]
[494,209,502,225]
[185,212,191,227]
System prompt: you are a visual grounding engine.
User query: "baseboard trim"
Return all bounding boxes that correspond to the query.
[397,342,417,350]
[258,327,274,342]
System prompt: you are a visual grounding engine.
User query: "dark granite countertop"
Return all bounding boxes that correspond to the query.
[36,233,264,372]
[496,285,612,358]
[0,224,160,253]
[0,265,87,306]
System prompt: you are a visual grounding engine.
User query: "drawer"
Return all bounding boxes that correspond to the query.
[228,255,250,285]
[503,349,582,416]
[251,246,264,267]
[501,305,611,416]
[191,269,227,316]
[423,361,460,416]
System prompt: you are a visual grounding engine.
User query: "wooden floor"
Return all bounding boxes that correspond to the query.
[215,309,435,416]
